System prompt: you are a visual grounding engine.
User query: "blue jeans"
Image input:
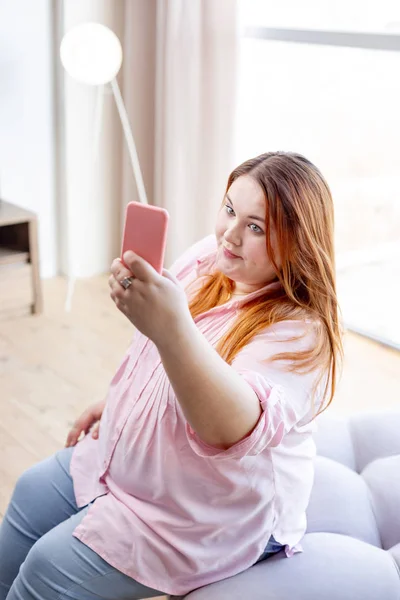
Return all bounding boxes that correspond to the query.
[255,535,284,563]
[0,448,283,599]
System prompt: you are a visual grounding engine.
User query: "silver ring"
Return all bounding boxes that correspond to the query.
[120,276,134,290]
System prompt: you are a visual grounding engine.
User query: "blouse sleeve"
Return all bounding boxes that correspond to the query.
[168,234,217,281]
[186,319,323,459]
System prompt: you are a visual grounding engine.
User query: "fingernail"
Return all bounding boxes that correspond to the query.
[123,251,135,262]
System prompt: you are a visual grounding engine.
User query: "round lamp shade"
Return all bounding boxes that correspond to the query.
[60,22,122,85]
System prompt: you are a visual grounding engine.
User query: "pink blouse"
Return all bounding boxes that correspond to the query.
[70,234,322,596]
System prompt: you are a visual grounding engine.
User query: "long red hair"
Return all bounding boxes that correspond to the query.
[188,152,342,416]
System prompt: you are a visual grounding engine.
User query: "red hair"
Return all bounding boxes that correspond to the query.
[188,152,342,416]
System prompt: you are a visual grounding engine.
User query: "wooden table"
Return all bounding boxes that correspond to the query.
[0,199,43,315]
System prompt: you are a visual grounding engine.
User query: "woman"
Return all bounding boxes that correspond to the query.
[0,152,342,599]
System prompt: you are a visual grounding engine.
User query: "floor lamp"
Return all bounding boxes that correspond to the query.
[60,22,147,311]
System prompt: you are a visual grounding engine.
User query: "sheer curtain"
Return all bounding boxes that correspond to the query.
[60,0,238,276]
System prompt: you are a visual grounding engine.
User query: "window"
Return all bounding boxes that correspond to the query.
[236,1,400,348]
[239,0,400,34]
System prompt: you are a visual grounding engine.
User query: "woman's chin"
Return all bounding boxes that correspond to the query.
[216,256,237,275]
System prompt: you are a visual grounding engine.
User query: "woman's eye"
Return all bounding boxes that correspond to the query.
[225,205,263,233]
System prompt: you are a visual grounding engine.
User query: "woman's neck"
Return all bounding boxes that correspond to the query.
[230,283,257,297]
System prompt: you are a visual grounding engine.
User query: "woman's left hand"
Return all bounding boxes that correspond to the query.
[109,251,192,347]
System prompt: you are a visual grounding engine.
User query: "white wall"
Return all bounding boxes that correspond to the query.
[0,0,57,277]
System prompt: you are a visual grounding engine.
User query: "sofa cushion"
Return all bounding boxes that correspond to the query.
[176,411,400,600]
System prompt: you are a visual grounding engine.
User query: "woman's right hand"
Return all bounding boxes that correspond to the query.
[65,399,106,448]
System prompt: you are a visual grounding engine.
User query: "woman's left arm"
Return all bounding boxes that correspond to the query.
[110,252,261,449]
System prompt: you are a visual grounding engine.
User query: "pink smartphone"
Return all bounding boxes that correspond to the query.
[121,202,169,274]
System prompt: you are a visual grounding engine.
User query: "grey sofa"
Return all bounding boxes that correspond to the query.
[173,411,400,600]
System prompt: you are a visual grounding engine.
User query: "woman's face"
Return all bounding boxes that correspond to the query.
[215,175,280,294]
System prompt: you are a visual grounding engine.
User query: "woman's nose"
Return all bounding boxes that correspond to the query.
[224,226,241,247]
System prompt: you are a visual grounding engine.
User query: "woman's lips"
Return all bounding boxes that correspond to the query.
[223,247,241,259]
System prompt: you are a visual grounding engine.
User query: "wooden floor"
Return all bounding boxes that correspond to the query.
[1,274,400,523]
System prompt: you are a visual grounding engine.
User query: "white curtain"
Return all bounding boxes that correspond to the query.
[60,0,238,276]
